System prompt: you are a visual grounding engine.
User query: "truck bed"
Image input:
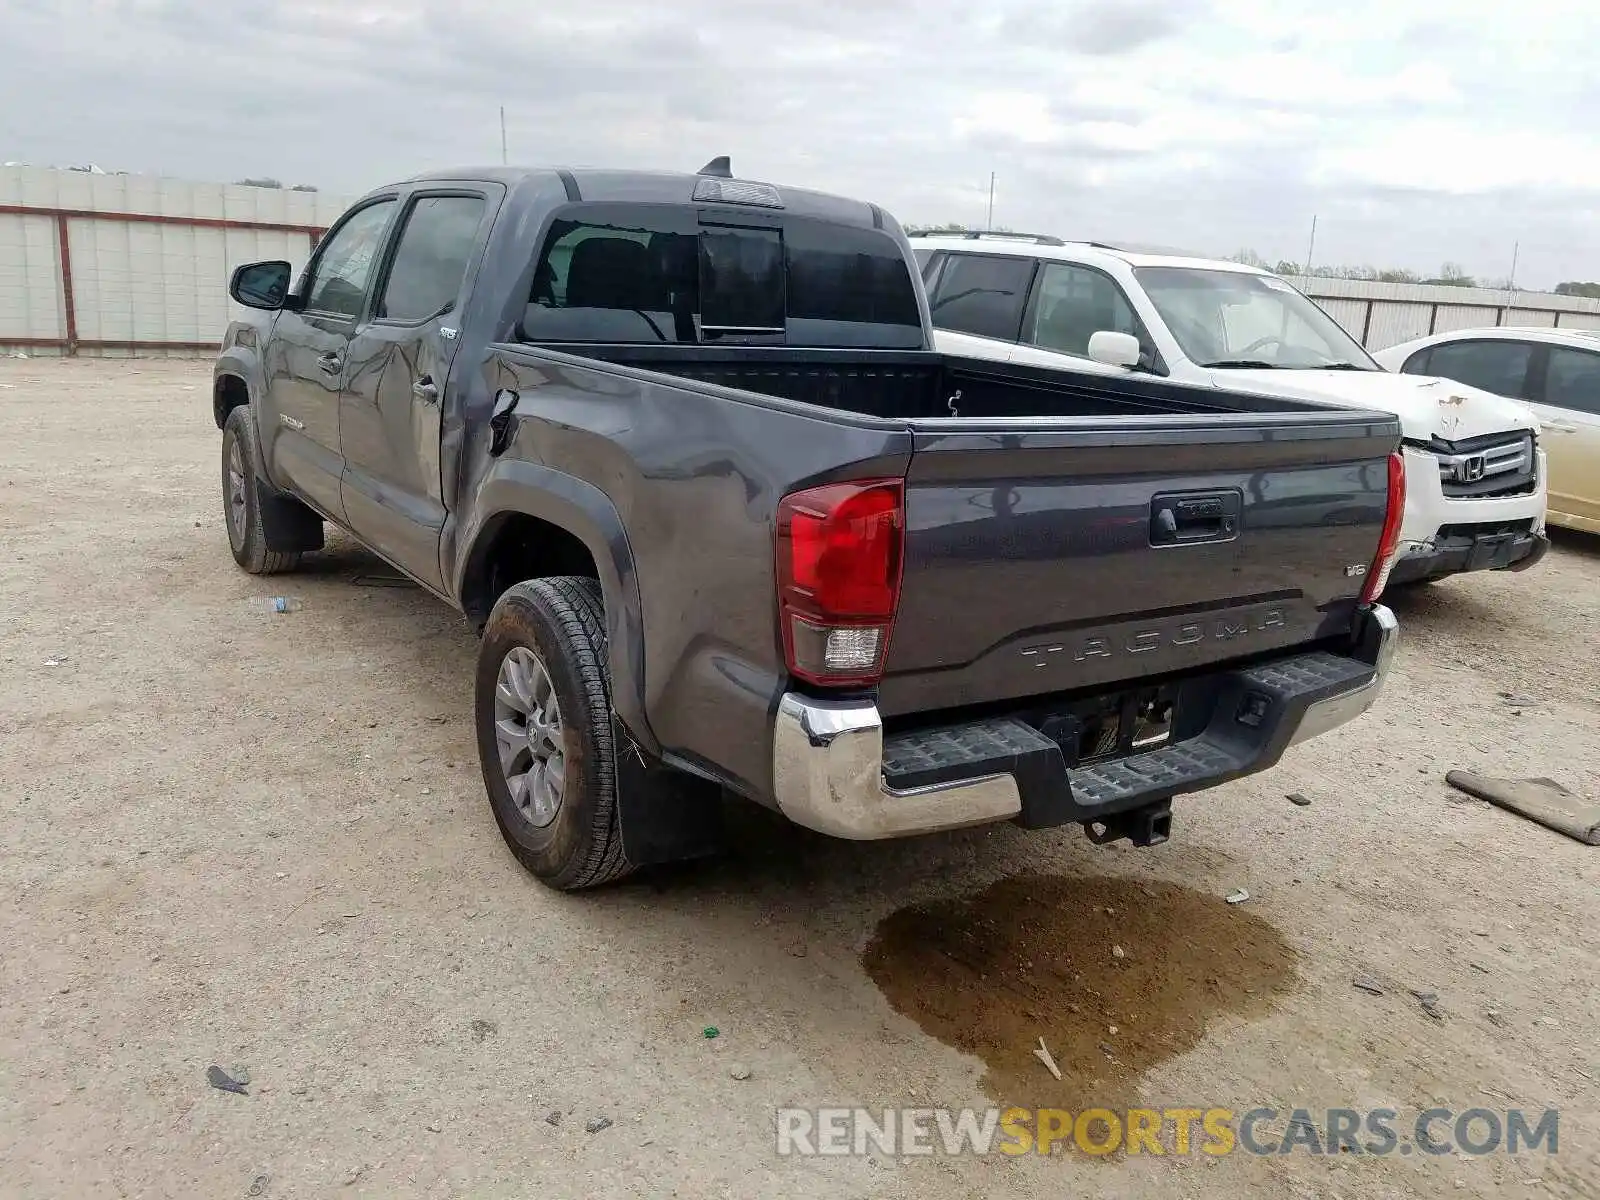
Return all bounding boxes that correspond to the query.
[551,342,1345,421]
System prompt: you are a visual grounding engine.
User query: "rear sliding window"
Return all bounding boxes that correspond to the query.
[518,205,922,348]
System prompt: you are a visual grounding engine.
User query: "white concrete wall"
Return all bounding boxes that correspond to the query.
[0,210,63,344]
[1,166,354,357]
[1299,275,1600,351]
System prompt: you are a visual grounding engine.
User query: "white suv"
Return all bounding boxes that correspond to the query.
[912,233,1549,587]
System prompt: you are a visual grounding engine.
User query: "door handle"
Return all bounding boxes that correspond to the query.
[1150,489,1243,546]
[317,352,343,376]
[411,377,439,403]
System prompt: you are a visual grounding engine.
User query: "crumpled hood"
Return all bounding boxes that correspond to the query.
[1214,368,1541,443]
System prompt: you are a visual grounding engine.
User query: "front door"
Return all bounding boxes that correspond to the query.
[1532,343,1600,529]
[260,198,397,518]
[340,192,491,590]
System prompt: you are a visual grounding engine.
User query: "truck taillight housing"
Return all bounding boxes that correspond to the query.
[1360,451,1407,604]
[776,479,905,687]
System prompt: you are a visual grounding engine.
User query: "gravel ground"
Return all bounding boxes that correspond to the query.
[1,357,1597,1199]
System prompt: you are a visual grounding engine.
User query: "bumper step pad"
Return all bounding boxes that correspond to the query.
[880,647,1378,828]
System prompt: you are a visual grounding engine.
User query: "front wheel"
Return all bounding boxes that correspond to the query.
[474,577,634,890]
[221,406,302,575]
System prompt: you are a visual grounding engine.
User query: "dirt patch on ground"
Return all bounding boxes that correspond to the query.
[863,874,1298,1111]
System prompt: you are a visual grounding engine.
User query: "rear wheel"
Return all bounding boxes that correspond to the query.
[221,406,302,575]
[475,577,634,890]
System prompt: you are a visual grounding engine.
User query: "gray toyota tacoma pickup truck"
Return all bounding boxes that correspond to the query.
[212,160,1405,890]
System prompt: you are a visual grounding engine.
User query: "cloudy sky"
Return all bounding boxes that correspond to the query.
[6,0,1600,286]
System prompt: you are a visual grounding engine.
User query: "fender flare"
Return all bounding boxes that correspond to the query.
[213,348,259,428]
[455,461,657,755]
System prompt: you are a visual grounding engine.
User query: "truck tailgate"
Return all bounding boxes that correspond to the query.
[879,412,1398,717]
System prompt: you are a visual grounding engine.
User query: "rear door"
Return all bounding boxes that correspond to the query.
[877,409,1396,717]
[260,198,398,518]
[340,190,494,590]
[1530,342,1600,527]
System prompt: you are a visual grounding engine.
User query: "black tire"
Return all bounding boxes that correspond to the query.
[475,576,634,890]
[221,406,302,575]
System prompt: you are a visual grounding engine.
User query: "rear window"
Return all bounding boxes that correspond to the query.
[518,205,922,348]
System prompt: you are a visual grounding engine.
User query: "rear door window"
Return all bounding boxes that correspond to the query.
[1422,339,1534,399]
[518,206,922,347]
[925,253,1034,342]
[375,194,487,323]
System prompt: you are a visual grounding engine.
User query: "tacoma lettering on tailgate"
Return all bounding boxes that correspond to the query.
[1020,607,1289,669]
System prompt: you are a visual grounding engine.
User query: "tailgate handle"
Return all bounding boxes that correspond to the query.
[1151,490,1242,546]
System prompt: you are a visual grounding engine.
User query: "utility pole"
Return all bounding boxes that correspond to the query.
[500,106,508,166]
[986,172,995,229]
[1301,214,1318,287]
[1501,240,1519,327]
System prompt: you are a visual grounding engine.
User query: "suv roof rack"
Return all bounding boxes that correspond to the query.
[906,229,1065,246]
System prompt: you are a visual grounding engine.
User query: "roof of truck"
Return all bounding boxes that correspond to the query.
[394,166,889,228]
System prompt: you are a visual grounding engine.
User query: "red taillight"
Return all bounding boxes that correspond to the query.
[1360,451,1407,604]
[776,479,905,686]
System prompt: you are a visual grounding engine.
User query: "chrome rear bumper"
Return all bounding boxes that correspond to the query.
[771,605,1398,841]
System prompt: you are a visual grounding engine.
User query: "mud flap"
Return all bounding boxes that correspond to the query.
[255,479,325,553]
[611,717,725,866]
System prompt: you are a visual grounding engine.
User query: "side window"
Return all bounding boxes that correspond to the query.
[1423,340,1532,398]
[376,195,487,323]
[1028,262,1142,357]
[1400,348,1432,374]
[1544,346,1600,415]
[304,201,396,319]
[927,253,1033,341]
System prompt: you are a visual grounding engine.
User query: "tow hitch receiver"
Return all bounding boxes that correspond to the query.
[1084,799,1173,848]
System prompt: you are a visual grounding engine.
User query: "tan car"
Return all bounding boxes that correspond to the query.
[1377,328,1600,534]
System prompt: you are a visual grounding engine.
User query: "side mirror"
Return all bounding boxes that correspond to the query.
[230,260,292,310]
[1087,330,1142,369]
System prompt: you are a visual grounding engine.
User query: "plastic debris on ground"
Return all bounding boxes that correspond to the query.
[1032,1036,1062,1081]
[206,1065,249,1095]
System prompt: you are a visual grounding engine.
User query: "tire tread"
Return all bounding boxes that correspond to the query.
[481,576,634,890]
[223,406,303,576]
